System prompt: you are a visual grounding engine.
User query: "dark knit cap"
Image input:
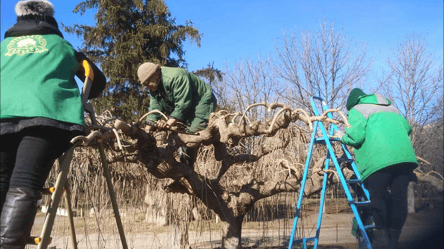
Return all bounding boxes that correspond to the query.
[346,88,366,110]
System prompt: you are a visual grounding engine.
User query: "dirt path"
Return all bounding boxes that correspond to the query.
[32,206,442,249]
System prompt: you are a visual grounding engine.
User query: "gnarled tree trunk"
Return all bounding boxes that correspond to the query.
[221,216,244,249]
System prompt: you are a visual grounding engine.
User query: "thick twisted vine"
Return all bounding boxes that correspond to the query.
[76,102,348,152]
[137,110,169,126]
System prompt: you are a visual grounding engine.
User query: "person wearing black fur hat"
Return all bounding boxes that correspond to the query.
[0,1,106,247]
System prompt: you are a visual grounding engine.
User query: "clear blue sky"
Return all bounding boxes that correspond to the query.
[1,0,443,78]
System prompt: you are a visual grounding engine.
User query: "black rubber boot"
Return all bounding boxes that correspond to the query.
[389,228,401,249]
[0,189,7,215]
[371,228,390,249]
[0,188,41,249]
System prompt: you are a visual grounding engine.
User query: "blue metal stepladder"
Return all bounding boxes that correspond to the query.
[287,96,375,249]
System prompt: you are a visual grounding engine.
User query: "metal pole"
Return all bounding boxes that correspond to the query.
[38,146,74,249]
[87,103,128,249]
[288,120,319,249]
[64,181,78,249]
[98,143,128,249]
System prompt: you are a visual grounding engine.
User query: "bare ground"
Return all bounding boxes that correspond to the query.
[30,201,443,249]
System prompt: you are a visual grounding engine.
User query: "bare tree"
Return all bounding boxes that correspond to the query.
[380,34,443,145]
[274,19,370,112]
[379,34,444,213]
[105,48,355,246]
[113,106,351,248]
[223,55,278,119]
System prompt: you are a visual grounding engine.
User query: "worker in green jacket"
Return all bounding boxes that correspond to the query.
[137,62,217,173]
[137,62,217,134]
[340,88,418,249]
[0,1,106,247]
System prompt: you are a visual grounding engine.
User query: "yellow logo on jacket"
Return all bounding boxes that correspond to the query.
[5,35,48,56]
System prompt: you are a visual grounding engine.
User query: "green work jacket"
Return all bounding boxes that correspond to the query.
[146,67,217,127]
[341,93,418,180]
[1,34,83,126]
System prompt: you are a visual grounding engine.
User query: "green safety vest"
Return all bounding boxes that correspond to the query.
[1,34,84,126]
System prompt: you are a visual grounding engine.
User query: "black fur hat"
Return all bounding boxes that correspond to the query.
[15,0,54,17]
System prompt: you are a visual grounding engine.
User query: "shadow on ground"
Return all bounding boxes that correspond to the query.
[191,203,443,249]
[192,236,355,249]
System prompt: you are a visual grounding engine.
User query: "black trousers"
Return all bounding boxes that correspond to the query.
[363,163,416,230]
[0,127,72,194]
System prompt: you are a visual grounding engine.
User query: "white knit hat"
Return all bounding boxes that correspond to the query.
[137,62,160,83]
[15,0,55,17]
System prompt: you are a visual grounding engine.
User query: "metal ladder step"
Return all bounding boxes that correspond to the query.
[42,187,55,195]
[292,236,317,244]
[364,224,376,230]
[350,200,371,206]
[338,158,354,163]
[346,179,362,184]
[28,236,52,245]
[314,136,341,143]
